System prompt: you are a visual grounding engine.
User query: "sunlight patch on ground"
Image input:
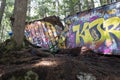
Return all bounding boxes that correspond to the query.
[34,60,59,67]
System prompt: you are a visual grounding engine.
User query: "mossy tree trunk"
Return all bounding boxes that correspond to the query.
[12,0,28,49]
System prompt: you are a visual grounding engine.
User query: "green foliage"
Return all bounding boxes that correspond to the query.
[9,70,39,80]
[0,38,27,53]
[25,70,39,80]
[0,39,17,52]
[0,0,14,42]
[100,0,108,5]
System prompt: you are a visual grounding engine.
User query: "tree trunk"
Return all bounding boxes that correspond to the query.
[27,0,31,17]
[99,0,103,5]
[79,0,81,12]
[91,0,95,8]
[69,0,74,15]
[85,0,89,10]
[12,0,28,48]
[55,0,59,16]
[1,25,4,42]
[0,0,6,27]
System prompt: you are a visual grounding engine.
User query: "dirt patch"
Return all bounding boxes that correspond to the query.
[0,47,120,80]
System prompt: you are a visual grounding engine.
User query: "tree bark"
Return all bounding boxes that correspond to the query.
[0,0,6,27]
[55,0,59,16]
[69,0,74,15]
[99,0,103,5]
[91,0,95,8]
[12,0,28,48]
[85,0,89,10]
[78,0,81,12]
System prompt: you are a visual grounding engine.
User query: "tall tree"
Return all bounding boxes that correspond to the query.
[99,0,102,5]
[78,0,81,12]
[85,0,89,9]
[91,0,95,8]
[12,0,28,48]
[0,0,6,27]
[27,0,31,17]
[55,0,59,16]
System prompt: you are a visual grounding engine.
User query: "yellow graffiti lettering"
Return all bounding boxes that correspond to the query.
[104,17,120,39]
[89,18,105,43]
[72,24,80,44]
[73,22,92,44]
[72,17,120,46]
[80,22,93,43]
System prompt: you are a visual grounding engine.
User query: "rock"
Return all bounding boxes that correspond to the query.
[76,72,96,80]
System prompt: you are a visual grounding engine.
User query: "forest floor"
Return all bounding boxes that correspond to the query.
[0,47,120,80]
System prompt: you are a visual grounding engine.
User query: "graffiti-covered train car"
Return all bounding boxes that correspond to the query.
[65,2,120,55]
[25,16,63,52]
